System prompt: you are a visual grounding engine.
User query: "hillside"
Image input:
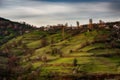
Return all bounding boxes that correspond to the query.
[0,19,120,80]
[0,17,35,46]
[0,17,36,80]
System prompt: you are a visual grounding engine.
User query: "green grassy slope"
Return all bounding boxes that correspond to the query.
[1,27,120,79]
[1,27,120,73]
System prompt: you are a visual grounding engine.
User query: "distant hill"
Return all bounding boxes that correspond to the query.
[0,17,36,46]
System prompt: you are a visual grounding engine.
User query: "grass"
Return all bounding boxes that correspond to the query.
[89,48,120,55]
[27,40,41,48]
[79,43,105,52]
[49,57,91,64]
[1,29,120,76]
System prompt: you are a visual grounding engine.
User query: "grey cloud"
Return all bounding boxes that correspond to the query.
[110,0,120,12]
[0,0,119,26]
[0,0,3,6]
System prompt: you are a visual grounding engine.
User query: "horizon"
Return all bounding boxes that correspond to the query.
[0,0,120,27]
[1,17,120,28]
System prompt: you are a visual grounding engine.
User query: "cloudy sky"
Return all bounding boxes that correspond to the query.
[0,0,119,27]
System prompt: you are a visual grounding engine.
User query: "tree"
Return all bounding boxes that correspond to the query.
[41,37,48,47]
[42,56,47,63]
[17,76,23,80]
[88,19,93,30]
[26,48,35,56]
[73,58,78,67]
[17,39,23,46]
[76,21,79,27]
[22,44,28,50]
[50,37,55,45]
[8,55,18,68]
[62,25,65,40]
[65,23,68,27]
[8,55,21,80]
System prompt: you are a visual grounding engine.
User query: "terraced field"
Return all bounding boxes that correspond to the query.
[1,28,120,80]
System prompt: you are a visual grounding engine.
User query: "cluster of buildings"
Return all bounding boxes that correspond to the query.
[39,19,108,31]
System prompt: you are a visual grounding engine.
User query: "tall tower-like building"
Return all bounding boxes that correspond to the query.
[88,19,93,29]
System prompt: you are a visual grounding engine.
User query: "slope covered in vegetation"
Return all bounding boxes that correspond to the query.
[0,17,35,46]
[0,19,120,80]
